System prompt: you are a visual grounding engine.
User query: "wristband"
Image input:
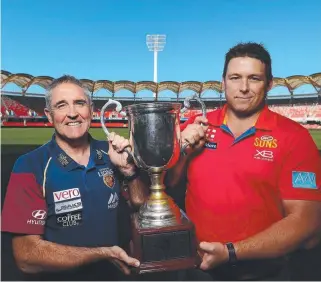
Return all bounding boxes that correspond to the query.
[123,169,140,182]
[226,242,237,265]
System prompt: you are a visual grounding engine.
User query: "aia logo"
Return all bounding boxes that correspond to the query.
[32,210,47,220]
[292,171,317,189]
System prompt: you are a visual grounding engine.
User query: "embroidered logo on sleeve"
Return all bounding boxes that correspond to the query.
[27,210,47,225]
[292,171,317,189]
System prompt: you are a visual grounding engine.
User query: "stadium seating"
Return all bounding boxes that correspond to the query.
[302,124,321,129]
[1,93,320,129]
[1,96,39,117]
[93,110,126,119]
[269,104,321,122]
[181,105,321,122]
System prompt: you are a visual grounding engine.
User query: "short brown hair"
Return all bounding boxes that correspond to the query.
[223,42,273,84]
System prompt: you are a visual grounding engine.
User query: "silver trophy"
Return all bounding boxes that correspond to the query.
[100,94,206,228]
[100,94,206,273]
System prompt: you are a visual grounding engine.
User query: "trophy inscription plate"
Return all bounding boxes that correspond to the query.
[130,213,200,274]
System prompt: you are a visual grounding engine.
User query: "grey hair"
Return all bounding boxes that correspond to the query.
[45,75,92,110]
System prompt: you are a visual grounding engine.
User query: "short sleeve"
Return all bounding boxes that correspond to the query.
[278,129,321,201]
[1,156,47,234]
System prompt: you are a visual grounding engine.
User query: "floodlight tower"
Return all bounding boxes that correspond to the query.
[146,34,166,98]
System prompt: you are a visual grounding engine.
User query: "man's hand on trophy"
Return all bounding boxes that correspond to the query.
[198,241,229,270]
[103,245,140,275]
[194,115,208,126]
[108,132,136,177]
[181,116,208,155]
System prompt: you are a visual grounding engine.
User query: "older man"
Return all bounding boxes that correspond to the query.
[2,75,148,280]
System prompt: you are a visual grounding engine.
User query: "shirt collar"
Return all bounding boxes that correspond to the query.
[210,104,276,131]
[90,138,106,166]
[49,134,107,171]
[210,104,227,127]
[254,105,277,131]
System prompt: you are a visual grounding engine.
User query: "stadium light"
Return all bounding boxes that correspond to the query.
[146,34,166,98]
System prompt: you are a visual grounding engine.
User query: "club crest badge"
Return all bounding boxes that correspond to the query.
[205,127,218,150]
[98,168,115,189]
[103,174,115,189]
[206,127,216,142]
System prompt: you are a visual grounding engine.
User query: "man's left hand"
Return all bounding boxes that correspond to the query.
[199,241,229,270]
[108,132,136,177]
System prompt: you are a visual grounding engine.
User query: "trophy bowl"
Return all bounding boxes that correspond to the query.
[124,102,182,228]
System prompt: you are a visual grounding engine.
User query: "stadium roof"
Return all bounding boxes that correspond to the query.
[1,70,320,97]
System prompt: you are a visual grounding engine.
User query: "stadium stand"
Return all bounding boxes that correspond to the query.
[1,95,41,117]
[269,104,321,120]
[1,94,321,129]
[1,70,320,130]
[269,104,321,129]
[1,97,320,130]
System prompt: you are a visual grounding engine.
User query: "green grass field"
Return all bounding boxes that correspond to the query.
[311,130,321,150]
[1,127,321,150]
[1,128,128,145]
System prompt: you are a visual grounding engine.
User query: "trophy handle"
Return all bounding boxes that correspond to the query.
[100,99,134,163]
[100,99,126,137]
[180,93,207,153]
[181,93,206,118]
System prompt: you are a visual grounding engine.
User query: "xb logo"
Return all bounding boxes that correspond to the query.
[255,150,273,159]
[32,210,47,220]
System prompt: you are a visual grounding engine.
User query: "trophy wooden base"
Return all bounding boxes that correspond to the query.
[130,212,200,274]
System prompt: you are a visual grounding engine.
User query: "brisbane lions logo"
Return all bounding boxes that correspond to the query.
[103,174,115,189]
[98,168,115,189]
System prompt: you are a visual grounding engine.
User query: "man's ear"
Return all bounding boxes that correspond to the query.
[89,102,94,119]
[44,108,53,124]
[267,79,273,92]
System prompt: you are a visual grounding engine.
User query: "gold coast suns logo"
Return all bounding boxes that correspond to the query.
[254,135,278,149]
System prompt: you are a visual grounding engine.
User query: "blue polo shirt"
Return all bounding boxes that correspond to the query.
[2,134,123,248]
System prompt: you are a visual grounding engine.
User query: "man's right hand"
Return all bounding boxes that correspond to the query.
[181,116,208,155]
[102,246,140,275]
